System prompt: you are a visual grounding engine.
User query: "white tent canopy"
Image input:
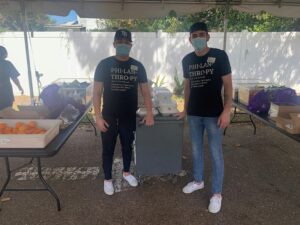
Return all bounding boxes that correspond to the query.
[1,0,300,19]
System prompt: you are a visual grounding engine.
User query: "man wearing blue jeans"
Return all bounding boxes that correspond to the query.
[177,22,232,213]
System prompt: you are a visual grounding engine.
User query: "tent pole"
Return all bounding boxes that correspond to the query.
[20,0,35,105]
[223,0,230,51]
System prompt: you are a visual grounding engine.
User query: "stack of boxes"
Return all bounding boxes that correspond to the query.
[137,82,158,116]
[153,87,178,116]
[137,85,178,117]
[269,102,300,134]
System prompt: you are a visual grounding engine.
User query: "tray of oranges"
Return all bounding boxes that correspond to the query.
[0,119,61,148]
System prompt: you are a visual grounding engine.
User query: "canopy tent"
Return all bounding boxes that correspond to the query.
[0,0,300,103]
[1,0,300,19]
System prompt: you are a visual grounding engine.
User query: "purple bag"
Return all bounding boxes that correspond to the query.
[247,90,270,114]
[292,95,300,105]
[247,87,298,114]
[40,84,65,118]
[270,87,297,104]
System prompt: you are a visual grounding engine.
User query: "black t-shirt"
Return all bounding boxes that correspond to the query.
[0,60,20,110]
[94,56,148,118]
[182,48,231,117]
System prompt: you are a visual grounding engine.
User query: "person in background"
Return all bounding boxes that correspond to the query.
[177,22,232,213]
[93,29,154,195]
[0,46,24,111]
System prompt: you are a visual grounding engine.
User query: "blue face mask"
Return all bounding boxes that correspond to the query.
[191,37,207,51]
[116,44,131,56]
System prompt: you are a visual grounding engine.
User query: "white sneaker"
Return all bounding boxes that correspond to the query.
[104,180,114,195]
[182,181,204,194]
[123,174,138,187]
[208,195,222,213]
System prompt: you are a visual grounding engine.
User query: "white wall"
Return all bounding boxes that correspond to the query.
[0,31,299,96]
[77,17,105,30]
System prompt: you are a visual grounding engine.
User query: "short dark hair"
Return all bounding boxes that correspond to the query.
[189,22,208,34]
[0,46,7,59]
[114,29,132,42]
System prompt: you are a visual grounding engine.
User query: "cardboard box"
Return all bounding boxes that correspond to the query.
[276,113,300,134]
[238,85,265,105]
[276,118,300,134]
[290,113,300,127]
[0,119,61,148]
[269,102,300,120]
[0,106,50,119]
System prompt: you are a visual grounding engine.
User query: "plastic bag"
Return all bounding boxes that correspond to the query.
[59,104,80,127]
[247,87,298,114]
[40,84,65,118]
[269,87,297,104]
[247,90,270,114]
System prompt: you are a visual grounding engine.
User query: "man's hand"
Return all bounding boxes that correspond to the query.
[175,111,186,120]
[95,117,109,132]
[142,113,154,126]
[218,110,231,129]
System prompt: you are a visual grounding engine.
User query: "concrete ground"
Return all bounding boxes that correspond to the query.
[1,119,300,225]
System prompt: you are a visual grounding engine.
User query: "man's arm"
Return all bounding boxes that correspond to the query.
[177,78,190,119]
[11,77,24,94]
[139,83,154,126]
[218,74,232,128]
[93,81,109,132]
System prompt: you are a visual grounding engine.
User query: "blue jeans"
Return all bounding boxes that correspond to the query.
[188,116,224,194]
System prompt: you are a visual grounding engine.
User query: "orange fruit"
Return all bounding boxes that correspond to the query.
[15,122,25,129]
[4,127,12,134]
[18,125,26,131]
[27,121,37,128]
[12,128,18,134]
[17,129,26,134]
[0,123,7,129]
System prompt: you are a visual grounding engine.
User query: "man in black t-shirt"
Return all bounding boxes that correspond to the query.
[177,22,232,213]
[93,29,154,195]
[0,46,24,110]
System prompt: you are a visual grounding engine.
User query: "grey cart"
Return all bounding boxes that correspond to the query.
[135,116,184,176]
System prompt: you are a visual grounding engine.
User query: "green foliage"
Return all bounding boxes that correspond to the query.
[1,6,299,33]
[99,7,300,32]
[152,74,166,88]
[99,10,182,33]
[0,11,53,31]
[173,68,184,96]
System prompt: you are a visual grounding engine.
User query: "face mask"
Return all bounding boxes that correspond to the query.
[191,37,207,51]
[116,44,131,56]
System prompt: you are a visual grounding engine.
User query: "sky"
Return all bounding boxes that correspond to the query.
[48,10,78,24]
